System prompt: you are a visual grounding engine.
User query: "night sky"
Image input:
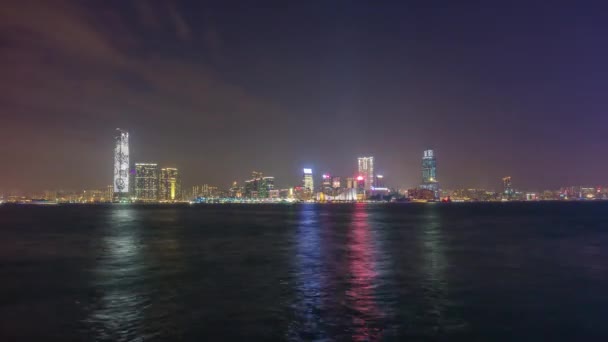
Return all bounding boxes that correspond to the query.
[1,1,607,192]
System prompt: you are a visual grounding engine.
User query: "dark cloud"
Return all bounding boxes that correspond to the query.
[0,0,283,192]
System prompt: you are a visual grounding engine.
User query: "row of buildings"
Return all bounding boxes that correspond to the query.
[4,133,607,203]
[113,129,183,203]
[112,128,441,203]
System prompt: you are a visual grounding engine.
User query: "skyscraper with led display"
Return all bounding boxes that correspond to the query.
[160,167,181,201]
[421,149,438,191]
[135,163,159,202]
[113,129,129,201]
[357,157,374,190]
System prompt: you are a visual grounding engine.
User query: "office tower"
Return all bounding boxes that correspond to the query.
[229,181,243,198]
[134,163,159,202]
[503,176,513,197]
[356,176,366,197]
[303,168,314,193]
[346,177,355,189]
[160,168,181,201]
[357,157,374,190]
[244,171,266,198]
[322,174,333,194]
[113,129,129,200]
[421,149,438,190]
[375,174,385,188]
[332,176,341,189]
[260,177,275,198]
[244,179,255,198]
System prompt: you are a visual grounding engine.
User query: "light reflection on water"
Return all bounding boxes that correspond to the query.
[290,203,388,341]
[290,204,326,340]
[347,203,384,341]
[416,204,466,336]
[85,207,150,342]
[3,203,608,340]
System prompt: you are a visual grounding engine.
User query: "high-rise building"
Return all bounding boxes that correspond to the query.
[229,181,240,198]
[244,171,268,198]
[322,173,333,195]
[375,174,385,188]
[260,177,275,198]
[134,163,159,202]
[346,177,355,189]
[421,149,438,190]
[357,157,374,191]
[160,168,181,201]
[303,168,314,193]
[332,176,341,189]
[113,129,129,200]
[244,179,256,198]
[356,175,366,199]
[503,176,513,198]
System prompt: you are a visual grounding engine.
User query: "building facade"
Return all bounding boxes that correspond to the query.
[135,163,159,201]
[374,174,385,188]
[302,168,314,194]
[357,157,374,191]
[160,167,181,201]
[113,129,130,200]
[260,177,275,198]
[421,149,438,191]
[503,176,513,199]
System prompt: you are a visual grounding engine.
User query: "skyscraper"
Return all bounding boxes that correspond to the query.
[357,157,374,191]
[244,171,265,198]
[503,176,513,198]
[303,168,314,193]
[260,176,275,198]
[135,163,159,202]
[160,167,181,201]
[332,176,341,189]
[375,174,385,188]
[346,177,355,189]
[421,149,438,190]
[356,175,366,199]
[113,129,129,201]
[322,173,333,195]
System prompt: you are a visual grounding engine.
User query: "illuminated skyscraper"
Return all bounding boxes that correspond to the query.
[421,149,438,190]
[260,176,275,198]
[303,168,314,193]
[375,174,385,188]
[244,171,267,198]
[113,129,129,201]
[135,163,159,202]
[356,175,366,199]
[322,173,333,195]
[358,157,374,191]
[160,168,181,201]
[229,181,241,198]
[503,176,513,198]
[332,176,341,189]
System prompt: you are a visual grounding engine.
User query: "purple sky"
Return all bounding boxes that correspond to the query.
[1,1,608,192]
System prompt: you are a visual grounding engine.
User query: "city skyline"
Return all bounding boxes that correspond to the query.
[3,126,608,196]
[2,2,608,192]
